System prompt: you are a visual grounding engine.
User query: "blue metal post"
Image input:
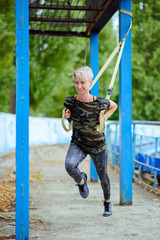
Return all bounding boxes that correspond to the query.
[154,138,158,188]
[106,125,111,163]
[90,32,99,181]
[119,0,132,204]
[15,0,29,239]
[113,124,118,168]
[132,123,136,178]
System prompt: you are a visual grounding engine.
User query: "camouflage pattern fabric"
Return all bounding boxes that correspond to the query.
[64,96,110,154]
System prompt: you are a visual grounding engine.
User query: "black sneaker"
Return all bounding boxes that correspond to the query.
[103,201,113,217]
[77,172,89,199]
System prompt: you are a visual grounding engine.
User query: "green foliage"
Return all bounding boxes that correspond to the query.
[132,0,160,120]
[0,0,15,112]
[1,1,160,122]
[29,35,86,117]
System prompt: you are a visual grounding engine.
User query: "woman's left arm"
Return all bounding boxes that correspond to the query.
[103,100,117,121]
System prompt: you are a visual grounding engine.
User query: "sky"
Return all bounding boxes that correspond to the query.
[112,11,119,31]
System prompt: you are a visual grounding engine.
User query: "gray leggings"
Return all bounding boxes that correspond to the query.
[65,142,110,200]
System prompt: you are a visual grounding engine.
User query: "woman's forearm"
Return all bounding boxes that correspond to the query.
[104,100,117,120]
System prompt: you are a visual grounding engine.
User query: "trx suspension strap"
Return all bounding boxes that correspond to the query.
[96,14,132,133]
[62,11,133,132]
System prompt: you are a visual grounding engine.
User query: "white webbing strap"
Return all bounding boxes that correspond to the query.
[107,39,125,95]
[96,19,132,133]
[97,39,126,133]
[89,42,121,91]
[90,21,132,92]
[119,9,133,18]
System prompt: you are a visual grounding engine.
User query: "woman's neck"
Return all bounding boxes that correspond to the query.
[76,93,93,102]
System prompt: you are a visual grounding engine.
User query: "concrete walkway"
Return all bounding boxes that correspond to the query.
[0,144,160,240]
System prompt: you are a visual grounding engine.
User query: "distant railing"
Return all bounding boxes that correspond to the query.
[106,121,160,191]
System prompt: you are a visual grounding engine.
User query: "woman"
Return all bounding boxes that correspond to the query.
[64,66,117,217]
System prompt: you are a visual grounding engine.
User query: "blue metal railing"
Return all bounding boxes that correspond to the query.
[106,122,120,170]
[106,121,160,191]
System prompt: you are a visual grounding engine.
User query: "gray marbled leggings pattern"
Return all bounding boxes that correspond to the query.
[65,142,110,200]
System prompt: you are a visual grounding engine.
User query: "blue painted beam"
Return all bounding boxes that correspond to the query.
[90,32,99,182]
[119,0,132,204]
[15,0,29,239]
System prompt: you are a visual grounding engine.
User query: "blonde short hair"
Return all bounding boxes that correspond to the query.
[72,66,93,82]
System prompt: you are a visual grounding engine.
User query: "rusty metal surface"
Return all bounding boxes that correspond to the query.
[29,0,119,37]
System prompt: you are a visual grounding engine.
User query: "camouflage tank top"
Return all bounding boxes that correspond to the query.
[64,96,110,154]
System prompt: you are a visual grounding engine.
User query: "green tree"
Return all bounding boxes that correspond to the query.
[132,0,160,120]
[0,0,15,112]
[29,35,86,117]
[0,1,118,120]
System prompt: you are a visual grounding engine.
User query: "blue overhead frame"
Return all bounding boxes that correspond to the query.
[15,0,29,239]
[90,32,99,182]
[119,0,132,205]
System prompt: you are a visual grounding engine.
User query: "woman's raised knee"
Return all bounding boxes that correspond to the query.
[65,161,76,174]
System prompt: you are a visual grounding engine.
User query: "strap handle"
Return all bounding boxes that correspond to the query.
[61,109,72,132]
[97,110,105,133]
